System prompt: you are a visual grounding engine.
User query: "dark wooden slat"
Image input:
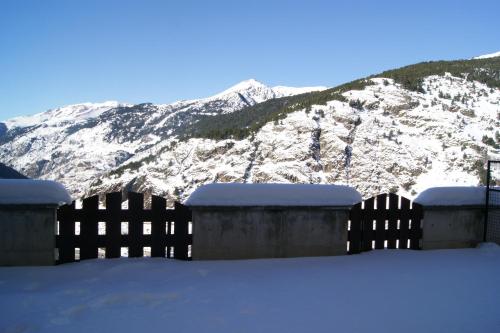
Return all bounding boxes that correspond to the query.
[409,203,423,249]
[164,210,175,223]
[57,201,77,263]
[174,202,190,260]
[105,192,122,258]
[80,195,99,260]
[348,203,362,254]
[128,192,144,257]
[386,193,399,249]
[374,194,387,249]
[399,197,410,249]
[362,197,375,251]
[151,195,167,257]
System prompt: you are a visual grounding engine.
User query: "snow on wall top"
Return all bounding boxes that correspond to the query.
[0,179,72,206]
[413,186,485,206]
[185,183,362,207]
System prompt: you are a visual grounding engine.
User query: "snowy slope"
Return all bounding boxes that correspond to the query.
[3,101,124,129]
[0,245,499,333]
[0,80,325,198]
[473,50,500,59]
[272,84,327,96]
[1,59,499,202]
[83,73,500,203]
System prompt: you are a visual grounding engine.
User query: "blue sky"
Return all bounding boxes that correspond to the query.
[0,0,499,120]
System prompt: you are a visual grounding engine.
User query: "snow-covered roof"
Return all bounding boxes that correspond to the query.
[0,179,72,206]
[414,186,485,206]
[185,183,362,207]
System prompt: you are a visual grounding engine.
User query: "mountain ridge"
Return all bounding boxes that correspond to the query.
[1,80,326,127]
[1,55,499,203]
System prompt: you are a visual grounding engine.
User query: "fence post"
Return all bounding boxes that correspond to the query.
[80,195,99,260]
[362,197,375,251]
[348,203,362,254]
[57,201,77,264]
[484,160,491,241]
[174,202,190,260]
[387,193,399,249]
[151,195,167,257]
[128,192,144,257]
[409,203,423,249]
[105,192,122,258]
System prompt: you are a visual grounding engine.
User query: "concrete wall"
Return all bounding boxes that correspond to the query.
[0,205,56,266]
[191,206,349,260]
[421,206,484,250]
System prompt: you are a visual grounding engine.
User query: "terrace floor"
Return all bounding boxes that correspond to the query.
[1,244,499,333]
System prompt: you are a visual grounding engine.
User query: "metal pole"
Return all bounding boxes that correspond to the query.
[484,160,491,242]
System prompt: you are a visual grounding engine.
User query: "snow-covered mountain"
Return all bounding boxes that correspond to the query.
[0,80,325,198]
[192,79,325,114]
[3,101,126,129]
[1,56,499,203]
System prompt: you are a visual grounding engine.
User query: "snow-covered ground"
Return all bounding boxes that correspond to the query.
[1,245,499,333]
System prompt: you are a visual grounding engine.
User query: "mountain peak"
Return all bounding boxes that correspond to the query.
[233,78,265,86]
[205,79,274,107]
[207,79,327,104]
[211,79,268,98]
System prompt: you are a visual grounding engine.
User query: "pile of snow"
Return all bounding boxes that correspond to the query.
[185,183,362,206]
[0,179,72,206]
[414,186,485,206]
[0,245,499,333]
[473,51,500,59]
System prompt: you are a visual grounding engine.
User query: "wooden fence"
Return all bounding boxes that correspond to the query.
[348,193,423,254]
[56,192,192,264]
[56,191,422,264]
